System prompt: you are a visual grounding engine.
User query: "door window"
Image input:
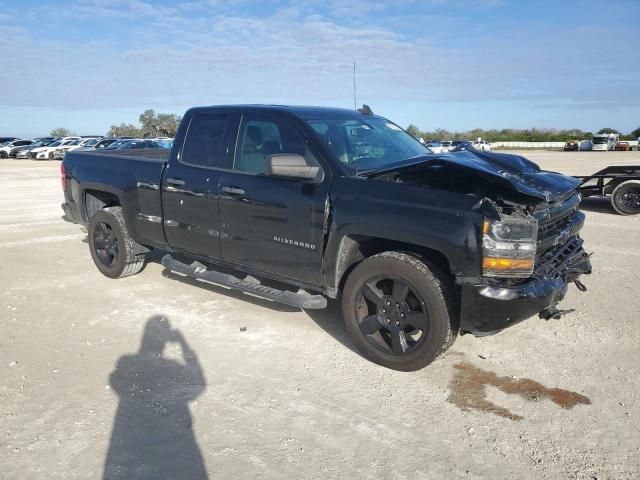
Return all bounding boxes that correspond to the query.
[234,115,310,175]
[181,114,230,168]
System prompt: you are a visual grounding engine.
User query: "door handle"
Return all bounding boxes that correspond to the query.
[166,178,185,186]
[222,186,245,196]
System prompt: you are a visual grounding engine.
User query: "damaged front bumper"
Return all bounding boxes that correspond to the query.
[458,236,592,335]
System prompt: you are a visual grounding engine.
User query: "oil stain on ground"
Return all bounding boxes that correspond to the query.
[448,361,591,421]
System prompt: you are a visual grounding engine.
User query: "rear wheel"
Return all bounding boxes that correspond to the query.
[611,180,640,215]
[88,206,146,278]
[341,251,457,371]
[0,151,7,159]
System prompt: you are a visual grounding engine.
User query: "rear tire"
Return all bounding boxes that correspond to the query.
[88,206,146,278]
[0,151,7,159]
[341,251,457,371]
[611,180,640,216]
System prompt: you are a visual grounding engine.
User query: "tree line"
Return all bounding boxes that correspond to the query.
[405,125,640,142]
[50,109,182,138]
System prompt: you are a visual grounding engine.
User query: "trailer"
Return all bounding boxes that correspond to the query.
[576,165,640,215]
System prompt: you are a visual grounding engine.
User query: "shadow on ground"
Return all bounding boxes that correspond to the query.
[103,315,208,480]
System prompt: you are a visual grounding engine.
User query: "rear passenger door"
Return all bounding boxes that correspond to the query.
[218,112,330,286]
[162,112,238,258]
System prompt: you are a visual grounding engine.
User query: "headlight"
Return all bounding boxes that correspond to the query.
[482,216,538,278]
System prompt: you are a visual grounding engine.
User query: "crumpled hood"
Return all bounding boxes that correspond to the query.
[365,150,581,203]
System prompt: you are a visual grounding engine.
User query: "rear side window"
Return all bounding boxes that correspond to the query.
[181,114,230,168]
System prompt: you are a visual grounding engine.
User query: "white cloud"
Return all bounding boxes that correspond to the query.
[0,0,638,122]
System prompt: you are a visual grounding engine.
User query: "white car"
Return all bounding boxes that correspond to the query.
[52,138,102,159]
[441,141,453,152]
[473,140,492,151]
[31,137,81,160]
[426,141,445,154]
[0,139,32,158]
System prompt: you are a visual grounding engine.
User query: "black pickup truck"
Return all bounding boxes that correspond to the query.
[61,105,591,370]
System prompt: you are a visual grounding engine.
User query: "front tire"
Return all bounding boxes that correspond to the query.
[611,180,640,215]
[0,151,7,159]
[88,206,146,278]
[341,251,457,371]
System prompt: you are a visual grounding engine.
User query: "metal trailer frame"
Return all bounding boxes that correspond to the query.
[574,165,640,215]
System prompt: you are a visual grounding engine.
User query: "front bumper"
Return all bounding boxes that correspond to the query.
[459,236,592,335]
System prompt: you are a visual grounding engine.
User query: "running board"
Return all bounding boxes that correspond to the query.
[160,254,327,309]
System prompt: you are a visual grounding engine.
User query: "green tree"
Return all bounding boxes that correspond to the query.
[406,124,422,139]
[138,109,182,138]
[630,127,640,138]
[597,128,621,135]
[51,127,72,137]
[107,123,142,137]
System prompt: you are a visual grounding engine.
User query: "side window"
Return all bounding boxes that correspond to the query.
[235,115,311,175]
[181,114,230,168]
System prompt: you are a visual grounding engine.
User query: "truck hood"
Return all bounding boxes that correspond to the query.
[364,151,581,203]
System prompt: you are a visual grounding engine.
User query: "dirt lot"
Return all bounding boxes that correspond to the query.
[1,151,639,479]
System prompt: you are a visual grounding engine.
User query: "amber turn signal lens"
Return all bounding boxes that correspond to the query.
[482,219,490,235]
[482,258,533,271]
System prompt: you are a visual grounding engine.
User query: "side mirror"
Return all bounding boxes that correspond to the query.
[266,153,320,180]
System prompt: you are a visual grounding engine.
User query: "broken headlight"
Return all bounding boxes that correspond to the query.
[482,216,538,278]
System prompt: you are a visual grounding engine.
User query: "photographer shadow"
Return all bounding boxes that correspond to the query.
[103,315,208,480]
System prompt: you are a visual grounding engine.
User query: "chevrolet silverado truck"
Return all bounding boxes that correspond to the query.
[61,105,592,371]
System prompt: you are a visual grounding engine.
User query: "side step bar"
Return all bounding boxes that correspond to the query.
[160,254,327,309]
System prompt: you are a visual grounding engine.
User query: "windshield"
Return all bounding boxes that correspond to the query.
[302,114,430,173]
[48,141,62,147]
[592,137,610,144]
[83,139,99,146]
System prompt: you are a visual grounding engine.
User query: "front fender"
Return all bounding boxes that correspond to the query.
[321,177,484,293]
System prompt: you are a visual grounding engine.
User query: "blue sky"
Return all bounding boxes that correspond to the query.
[1,0,639,137]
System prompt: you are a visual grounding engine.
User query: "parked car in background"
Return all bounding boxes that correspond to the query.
[30,137,81,160]
[51,138,98,160]
[564,140,580,151]
[451,141,477,152]
[102,138,139,150]
[115,139,165,150]
[0,137,19,144]
[425,141,444,153]
[614,142,630,151]
[11,137,57,158]
[473,140,492,151]
[153,138,174,149]
[0,139,32,158]
[76,138,120,151]
[440,141,453,152]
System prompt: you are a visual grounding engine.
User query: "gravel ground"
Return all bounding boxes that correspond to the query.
[1,151,639,479]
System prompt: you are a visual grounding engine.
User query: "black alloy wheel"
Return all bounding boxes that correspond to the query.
[92,221,120,268]
[88,206,146,278]
[342,251,456,371]
[355,276,429,355]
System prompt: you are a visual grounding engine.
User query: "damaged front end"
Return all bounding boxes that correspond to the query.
[366,151,592,335]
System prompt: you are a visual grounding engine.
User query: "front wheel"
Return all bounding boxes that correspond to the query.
[88,206,146,278]
[341,252,457,371]
[0,151,7,159]
[611,180,640,215]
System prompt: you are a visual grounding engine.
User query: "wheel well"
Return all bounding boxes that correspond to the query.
[84,190,120,221]
[334,235,452,293]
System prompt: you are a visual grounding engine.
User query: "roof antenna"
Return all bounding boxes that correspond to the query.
[353,62,357,111]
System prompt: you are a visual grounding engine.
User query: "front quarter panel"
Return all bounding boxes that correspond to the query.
[324,176,484,290]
